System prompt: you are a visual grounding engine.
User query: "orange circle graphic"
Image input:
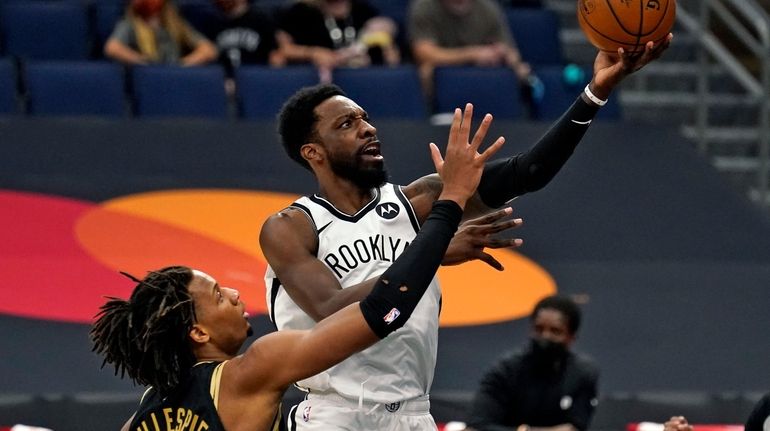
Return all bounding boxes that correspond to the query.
[76,189,555,326]
[1,189,555,325]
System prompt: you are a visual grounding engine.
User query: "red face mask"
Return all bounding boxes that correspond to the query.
[132,0,164,19]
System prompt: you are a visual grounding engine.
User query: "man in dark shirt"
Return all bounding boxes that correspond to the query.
[466,296,599,431]
[206,0,283,74]
[276,0,400,81]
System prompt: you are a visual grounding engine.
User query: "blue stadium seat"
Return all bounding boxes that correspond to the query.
[93,1,125,57]
[534,64,621,121]
[255,0,292,15]
[132,65,228,118]
[506,8,563,66]
[366,0,410,61]
[332,66,426,119]
[25,61,126,117]
[434,66,522,120]
[177,0,220,35]
[0,1,90,60]
[368,0,409,26]
[0,58,18,114]
[236,65,318,119]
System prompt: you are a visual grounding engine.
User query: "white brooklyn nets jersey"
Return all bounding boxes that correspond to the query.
[265,183,441,403]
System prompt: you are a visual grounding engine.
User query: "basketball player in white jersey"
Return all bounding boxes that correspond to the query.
[261,38,671,431]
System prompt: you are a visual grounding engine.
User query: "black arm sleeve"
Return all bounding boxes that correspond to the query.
[477,96,600,208]
[359,200,462,338]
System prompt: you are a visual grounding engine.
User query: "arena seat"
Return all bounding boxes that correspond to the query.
[132,65,228,118]
[365,0,411,61]
[25,61,126,117]
[368,0,409,24]
[332,66,427,119]
[506,8,564,66]
[236,65,318,119]
[177,0,220,36]
[0,58,17,114]
[533,64,621,121]
[433,66,522,120]
[93,0,125,57]
[0,1,90,60]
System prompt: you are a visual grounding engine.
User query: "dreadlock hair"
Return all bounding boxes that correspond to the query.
[90,265,197,395]
[530,295,582,335]
[277,83,347,171]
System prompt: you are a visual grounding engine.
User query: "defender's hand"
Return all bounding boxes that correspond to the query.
[430,103,505,207]
[443,207,523,271]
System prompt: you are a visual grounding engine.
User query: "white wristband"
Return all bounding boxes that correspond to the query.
[584,84,607,107]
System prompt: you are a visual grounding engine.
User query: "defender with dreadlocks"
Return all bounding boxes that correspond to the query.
[91,106,504,431]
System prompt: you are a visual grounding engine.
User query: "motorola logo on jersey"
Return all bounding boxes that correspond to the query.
[376,202,400,219]
[0,189,555,327]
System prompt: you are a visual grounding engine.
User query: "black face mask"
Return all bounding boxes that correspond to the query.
[530,337,568,365]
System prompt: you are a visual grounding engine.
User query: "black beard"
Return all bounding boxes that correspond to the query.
[329,152,388,190]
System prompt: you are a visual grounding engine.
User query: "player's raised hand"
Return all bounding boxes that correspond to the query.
[589,33,672,99]
[430,103,505,207]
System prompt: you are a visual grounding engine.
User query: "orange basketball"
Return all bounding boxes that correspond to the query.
[577,0,676,53]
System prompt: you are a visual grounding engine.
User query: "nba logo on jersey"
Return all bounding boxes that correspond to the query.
[376,203,400,220]
[302,405,311,422]
[383,307,400,324]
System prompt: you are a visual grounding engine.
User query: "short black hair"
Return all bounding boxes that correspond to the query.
[530,295,582,335]
[91,266,197,395]
[277,83,347,170]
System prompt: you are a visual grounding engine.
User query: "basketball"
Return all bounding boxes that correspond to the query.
[577,0,676,53]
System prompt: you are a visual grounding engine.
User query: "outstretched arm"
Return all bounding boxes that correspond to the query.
[475,36,673,210]
[406,36,673,217]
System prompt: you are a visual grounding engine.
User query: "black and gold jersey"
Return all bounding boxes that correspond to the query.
[129,361,227,431]
[127,361,284,431]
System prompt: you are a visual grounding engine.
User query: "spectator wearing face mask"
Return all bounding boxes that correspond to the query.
[464,295,599,431]
[104,0,217,66]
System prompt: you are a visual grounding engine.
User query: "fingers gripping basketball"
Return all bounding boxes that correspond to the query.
[578,0,676,52]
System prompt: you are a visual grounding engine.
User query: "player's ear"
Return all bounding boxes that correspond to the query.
[189,324,210,344]
[301,143,325,165]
